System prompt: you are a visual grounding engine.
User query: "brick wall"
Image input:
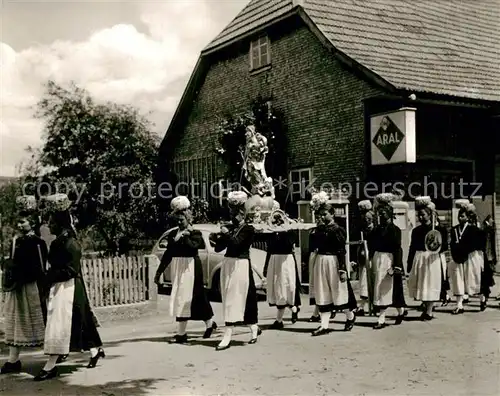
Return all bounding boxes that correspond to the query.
[171,16,383,189]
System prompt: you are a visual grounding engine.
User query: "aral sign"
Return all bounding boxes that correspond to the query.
[370,107,416,165]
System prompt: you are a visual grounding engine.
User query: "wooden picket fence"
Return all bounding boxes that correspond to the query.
[81,256,149,307]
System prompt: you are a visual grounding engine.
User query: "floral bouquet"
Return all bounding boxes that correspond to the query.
[16,195,37,212]
[171,195,191,212]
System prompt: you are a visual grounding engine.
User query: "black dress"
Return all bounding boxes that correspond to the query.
[158,229,213,322]
[309,223,357,312]
[44,231,102,354]
[264,230,302,308]
[368,223,406,309]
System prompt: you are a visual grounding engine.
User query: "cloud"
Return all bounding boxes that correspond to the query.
[0,0,246,176]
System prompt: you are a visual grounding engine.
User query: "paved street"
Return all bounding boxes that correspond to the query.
[1,281,499,396]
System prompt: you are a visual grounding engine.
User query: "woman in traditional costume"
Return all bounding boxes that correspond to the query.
[407,196,448,320]
[154,196,217,343]
[308,191,357,336]
[369,193,406,329]
[481,215,496,308]
[1,195,48,374]
[465,204,488,311]
[356,200,375,316]
[209,191,260,350]
[448,200,477,314]
[264,213,301,329]
[35,194,104,381]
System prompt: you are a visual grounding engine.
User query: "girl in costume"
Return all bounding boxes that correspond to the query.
[35,194,104,381]
[1,195,47,374]
[356,199,375,316]
[264,212,301,329]
[209,191,261,350]
[154,196,217,343]
[481,215,496,308]
[308,191,357,336]
[407,196,448,320]
[369,193,406,329]
[448,200,478,314]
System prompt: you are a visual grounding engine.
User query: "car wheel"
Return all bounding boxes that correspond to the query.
[210,270,222,302]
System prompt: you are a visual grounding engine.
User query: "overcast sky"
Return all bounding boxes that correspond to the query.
[1,0,248,176]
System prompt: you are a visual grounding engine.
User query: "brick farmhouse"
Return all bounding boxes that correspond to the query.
[157,0,500,255]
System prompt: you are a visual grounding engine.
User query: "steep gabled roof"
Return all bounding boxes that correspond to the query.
[205,0,500,102]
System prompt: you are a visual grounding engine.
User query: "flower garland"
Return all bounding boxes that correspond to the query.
[214,96,287,183]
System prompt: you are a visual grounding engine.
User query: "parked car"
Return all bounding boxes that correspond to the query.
[151,224,267,301]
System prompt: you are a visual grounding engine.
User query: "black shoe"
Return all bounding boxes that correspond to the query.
[34,367,58,381]
[441,296,451,306]
[452,308,464,315]
[56,354,68,364]
[308,315,320,323]
[291,307,300,323]
[373,322,387,329]
[203,322,218,339]
[463,298,470,304]
[1,361,21,374]
[420,313,433,321]
[344,316,356,331]
[394,315,404,325]
[171,334,188,344]
[311,327,329,336]
[269,320,284,330]
[87,348,105,369]
[330,311,336,320]
[356,309,365,317]
[403,309,409,317]
[480,301,487,311]
[215,342,231,351]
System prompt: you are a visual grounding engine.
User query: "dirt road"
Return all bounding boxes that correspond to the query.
[1,284,499,396]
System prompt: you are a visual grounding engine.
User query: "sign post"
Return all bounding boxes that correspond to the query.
[370,107,416,165]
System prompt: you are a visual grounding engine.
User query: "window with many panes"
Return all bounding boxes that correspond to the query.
[288,168,313,202]
[250,35,271,71]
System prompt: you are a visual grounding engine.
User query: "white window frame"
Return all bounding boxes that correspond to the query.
[288,168,313,202]
[249,35,271,71]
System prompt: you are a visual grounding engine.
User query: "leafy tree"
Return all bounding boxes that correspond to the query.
[23,80,161,254]
[0,179,22,261]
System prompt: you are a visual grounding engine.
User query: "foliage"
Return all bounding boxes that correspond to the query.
[22,80,161,254]
[190,197,209,224]
[0,180,22,259]
[214,96,288,186]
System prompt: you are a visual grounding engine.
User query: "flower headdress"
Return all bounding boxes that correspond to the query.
[16,195,37,213]
[358,200,372,212]
[310,191,330,212]
[455,199,470,209]
[374,193,397,207]
[170,195,190,213]
[42,193,72,212]
[415,196,435,211]
[227,190,248,206]
[465,202,476,214]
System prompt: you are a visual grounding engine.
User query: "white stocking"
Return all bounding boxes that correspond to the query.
[43,355,59,371]
[396,307,405,316]
[377,308,387,324]
[218,326,233,348]
[320,312,330,329]
[344,309,355,321]
[480,294,486,303]
[178,321,188,335]
[204,319,213,329]
[90,347,98,358]
[456,295,464,309]
[290,306,298,313]
[426,302,434,315]
[313,306,319,316]
[8,347,20,363]
[250,324,259,339]
[276,308,285,322]
[362,300,369,311]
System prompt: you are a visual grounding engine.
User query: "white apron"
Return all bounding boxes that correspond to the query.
[44,279,75,355]
[220,257,250,324]
[169,256,195,319]
[266,253,297,307]
[313,254,349,307]
[372,252,394,307]
[407,251,442,302]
